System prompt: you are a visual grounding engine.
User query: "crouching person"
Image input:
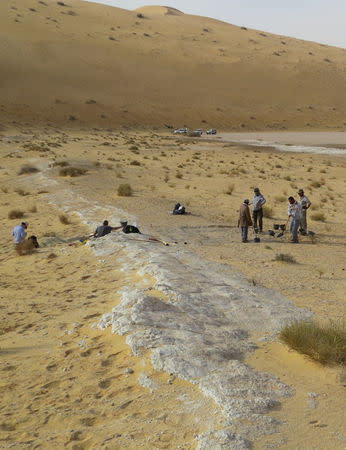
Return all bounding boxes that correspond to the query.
[238,199,253,243]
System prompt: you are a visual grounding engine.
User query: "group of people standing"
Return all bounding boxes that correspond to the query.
[238,187,311,243]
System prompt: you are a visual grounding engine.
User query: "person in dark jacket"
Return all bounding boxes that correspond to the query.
[238,199,253,242]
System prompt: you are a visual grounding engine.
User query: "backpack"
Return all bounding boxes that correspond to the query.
[122,224,141,234]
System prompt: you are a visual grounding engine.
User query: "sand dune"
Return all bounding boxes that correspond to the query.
[1,0,345,129]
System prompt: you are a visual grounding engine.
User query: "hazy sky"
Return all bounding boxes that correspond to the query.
[83,0,346,48]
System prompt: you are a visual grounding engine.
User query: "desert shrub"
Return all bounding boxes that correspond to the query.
[311,213,326,222]
[262,206,273,218]
[8,210,24,219]
[283,175,291,181]
[176,171,183,179]
[51,161,69,167]
[47,253,57,260]
[275,253,296,263]
[130,160,141,166]
[59,167,87,177]
[18,165,40,175]
[275,195,286,203]
[29,205,37,213]
[59,214,70,225]
[15,240,37,256]
[310,180,322,188]
[117,184,133,197]
[1,186,8,193]
[279,320,346,366]
[224,183,235,195]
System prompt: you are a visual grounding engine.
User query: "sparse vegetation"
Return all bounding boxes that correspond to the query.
[18,165,40,175]
[8,209,24,219]
[311,213,326,222]
[224,183,235,195]
[262,206,273,218]
[275,195,286,203]
[117,183,133,197]
[274,253,296,264]
[59,214,70,225]
[29,205,37,213]
[59,167,87,177]
[130,160,141,166]
[279,320,346,366]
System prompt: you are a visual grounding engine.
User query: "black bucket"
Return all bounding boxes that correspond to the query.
[254,236,261,243]
[273,224,280,230]
[279,224,286,231]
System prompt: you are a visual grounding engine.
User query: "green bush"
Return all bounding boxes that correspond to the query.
[280,320,346,366]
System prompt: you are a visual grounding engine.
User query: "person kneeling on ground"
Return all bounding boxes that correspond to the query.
[173,203,186,215]
[238,199,253,243]
[94,220,119,238]
[288,196,302,243]
[12,221,28,244]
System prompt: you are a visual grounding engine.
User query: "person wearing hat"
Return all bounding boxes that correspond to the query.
[238,199,253,242]
[297,189,311,235]
[12,221,28,244]
[288,196,302,243]
[251,187,266,232]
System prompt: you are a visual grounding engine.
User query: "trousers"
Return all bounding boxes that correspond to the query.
[253,209,263,231]
[290,218,300,241]
[241,227,249,242]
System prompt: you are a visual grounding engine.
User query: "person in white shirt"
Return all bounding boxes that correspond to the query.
[287,197,301,243]
[297,188,311,234]
[251,187,266,232]
[12,222,28,244]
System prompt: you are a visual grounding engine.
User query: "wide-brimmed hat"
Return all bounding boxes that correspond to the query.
[254,187,260,193]
[297,189,304,194]
[244,199,249,204]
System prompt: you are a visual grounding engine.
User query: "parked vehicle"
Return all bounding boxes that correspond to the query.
[206,128,217,135]
[173,128,189,134]
[195,129,203,135]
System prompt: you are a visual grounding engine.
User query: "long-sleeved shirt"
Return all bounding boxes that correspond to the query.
[12,225,27,243]
[252,193,266,211]
[288,202,302,220]
[298,195,311,209]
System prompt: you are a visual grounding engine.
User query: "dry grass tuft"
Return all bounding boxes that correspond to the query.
[262,206,273,218]
[8,210,24,219]
[59,214,70,225]
[117,184,133,197]
[280,320,346,366]
[15,240,37,256]
[311,213,326,222]
[59,167,87,177]
[29,205,37,213]
[224,183,235,195]
[275,253,296,263]
[18,165,40,175]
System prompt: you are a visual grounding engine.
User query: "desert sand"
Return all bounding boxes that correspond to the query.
[1,0,346,449]
[1,0,346,130]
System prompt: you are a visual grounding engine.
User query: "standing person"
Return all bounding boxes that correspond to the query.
[251,187,266,232]
[12,221,28,244]
[297,188,311,235]
[288,197,302,243]
[238,199,253,243]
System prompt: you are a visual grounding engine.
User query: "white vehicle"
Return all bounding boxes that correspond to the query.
[173,128,188,134]
[206,128,217,135]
